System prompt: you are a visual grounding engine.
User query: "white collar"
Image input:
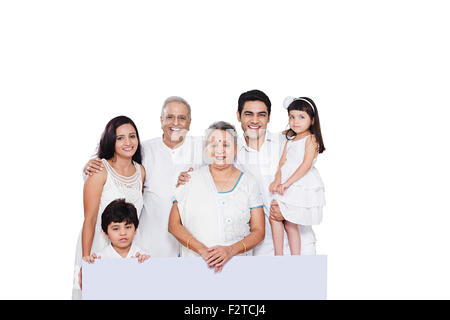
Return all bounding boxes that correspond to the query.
[159,134,191,152]
[239,130,276,153]
[108,242,136,259]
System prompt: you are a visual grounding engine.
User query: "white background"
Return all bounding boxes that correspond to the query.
[1,0,449,299]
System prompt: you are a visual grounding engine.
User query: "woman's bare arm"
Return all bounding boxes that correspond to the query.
[82,170,107,258]
[168,202,209,258]
[232,206,265,255]
[140,164,146,194]
[207,206,265,271]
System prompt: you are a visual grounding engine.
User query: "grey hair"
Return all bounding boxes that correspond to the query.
[205,121,238,146]
[161,96,191,119]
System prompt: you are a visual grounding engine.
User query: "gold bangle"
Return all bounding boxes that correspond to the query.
[241,240,247,253]
[186,237,194,250]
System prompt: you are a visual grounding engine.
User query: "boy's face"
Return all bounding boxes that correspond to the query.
[105,221,137,250]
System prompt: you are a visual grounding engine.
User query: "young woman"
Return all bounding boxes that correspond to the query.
[72,116,145,299]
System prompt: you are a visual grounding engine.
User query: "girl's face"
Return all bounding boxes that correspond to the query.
[205,129,237,167]
[115,123,139,159]
[289,110,313,135]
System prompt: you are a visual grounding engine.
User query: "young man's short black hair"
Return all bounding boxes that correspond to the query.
[101,199,139,233]
[237,89,271,116]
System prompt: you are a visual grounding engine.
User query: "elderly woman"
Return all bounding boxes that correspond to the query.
[168,121,265,272]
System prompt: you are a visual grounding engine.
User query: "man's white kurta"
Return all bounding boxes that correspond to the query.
[235,130,317,255]
[135,136,203,257]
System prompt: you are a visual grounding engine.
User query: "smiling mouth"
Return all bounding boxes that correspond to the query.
[122,147,134,152]
[170,127,182,132]
[248,125,260,130]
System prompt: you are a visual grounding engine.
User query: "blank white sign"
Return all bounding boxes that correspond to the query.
[82,255,327,300]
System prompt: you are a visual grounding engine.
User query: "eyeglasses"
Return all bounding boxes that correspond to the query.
[163,115,189,122]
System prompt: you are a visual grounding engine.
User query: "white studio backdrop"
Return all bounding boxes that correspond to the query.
[0,0,449,299]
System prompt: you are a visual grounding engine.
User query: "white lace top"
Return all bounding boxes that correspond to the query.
[100,159,143,216]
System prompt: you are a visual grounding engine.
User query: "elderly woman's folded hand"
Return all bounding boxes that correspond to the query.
[206,245,233,272]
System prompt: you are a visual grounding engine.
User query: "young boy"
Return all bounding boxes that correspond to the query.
[79,199,150,288]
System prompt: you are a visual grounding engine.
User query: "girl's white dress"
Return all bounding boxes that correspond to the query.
[274,136,325,225]
[173,165,263,257]
[72,159,143,300]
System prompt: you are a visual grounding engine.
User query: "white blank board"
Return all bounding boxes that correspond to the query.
[82,255,327,300]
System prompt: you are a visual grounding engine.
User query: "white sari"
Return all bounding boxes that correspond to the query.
[173,165,263,257]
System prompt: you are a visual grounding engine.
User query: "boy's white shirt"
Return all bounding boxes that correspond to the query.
[96,242,147,259]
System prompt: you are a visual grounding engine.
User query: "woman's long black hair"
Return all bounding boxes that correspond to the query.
[97,115,142,164]
[285,97,325,153]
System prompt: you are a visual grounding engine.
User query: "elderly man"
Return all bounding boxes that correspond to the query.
[84,96,203,257]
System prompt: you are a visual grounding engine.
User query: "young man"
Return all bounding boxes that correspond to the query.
[234,89,316,256]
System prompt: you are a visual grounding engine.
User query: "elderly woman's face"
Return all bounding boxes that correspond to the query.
[206,129,236,166]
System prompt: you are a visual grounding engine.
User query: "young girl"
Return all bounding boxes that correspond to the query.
[269,96,325,255]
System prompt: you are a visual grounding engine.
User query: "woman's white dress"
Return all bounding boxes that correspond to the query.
[274,136,325,225]
[173,165,263,257]
[72,159,143,299]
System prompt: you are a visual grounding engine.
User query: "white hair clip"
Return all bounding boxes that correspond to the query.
[283,96,296,109]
